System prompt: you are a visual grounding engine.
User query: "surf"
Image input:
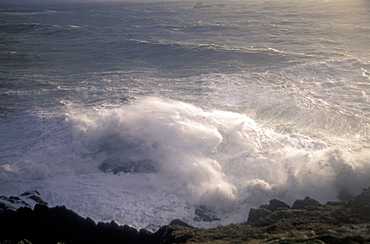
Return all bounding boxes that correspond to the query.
[66,97,370,209]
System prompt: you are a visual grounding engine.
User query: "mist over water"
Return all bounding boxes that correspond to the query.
[1,0,370,230]
[67,97,370,204]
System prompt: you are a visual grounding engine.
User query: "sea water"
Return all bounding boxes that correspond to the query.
[1,0,370,231]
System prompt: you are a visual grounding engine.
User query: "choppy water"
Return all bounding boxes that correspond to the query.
[1,0,370,231]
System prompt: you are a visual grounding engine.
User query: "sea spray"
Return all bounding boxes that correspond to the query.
[67,97,370,212]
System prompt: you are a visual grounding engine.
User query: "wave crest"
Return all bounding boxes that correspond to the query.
[67,97,370,210]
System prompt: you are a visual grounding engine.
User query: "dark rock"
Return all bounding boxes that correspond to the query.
[246,207,272,224]
[0,204,157,244]
[8,196,23,204]
[170,219,193,228]
[351,187,370,220]
[154,188,370,243]
[99,158,156,174]
[337,189,355,201]
[0,202,10,213]
[139,228,152,235]
[292,196,321,210]
[20,190,40,196]
[194,205,221,222]
[325,201,344,206]
[247,199,291,226]
[20,190,48,206]
[0,196,30,213]
[260,199,290,212]
[2,188,370,244]
[160,224,193,244]
[86,217,96,228]
[0,191,48,215]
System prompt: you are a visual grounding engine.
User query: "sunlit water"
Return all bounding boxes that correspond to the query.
[1,0,370,231]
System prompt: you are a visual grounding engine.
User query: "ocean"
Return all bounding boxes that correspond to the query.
[1,0,370,231]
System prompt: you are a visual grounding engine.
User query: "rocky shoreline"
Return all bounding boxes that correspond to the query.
[1,188,370,244]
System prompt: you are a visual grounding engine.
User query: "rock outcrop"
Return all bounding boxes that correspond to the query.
[98,158,156,174]
[0,204,162,244]
[0,190,46,213]
[194,205,220,222]
[162,188,370,243]
[2,188,370,243]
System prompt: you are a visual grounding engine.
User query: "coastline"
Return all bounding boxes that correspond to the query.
[1,188,370,243]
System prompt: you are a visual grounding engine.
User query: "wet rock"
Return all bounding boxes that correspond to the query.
[99,158,156,174]
[0,191,47,213]
[194,206,221,222]
[0,204,157,244]
[2,188,370,244]
[0,196,30,212]
[20,190,47,206]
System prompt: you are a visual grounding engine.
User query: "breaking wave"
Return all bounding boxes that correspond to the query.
[67,97,370,210]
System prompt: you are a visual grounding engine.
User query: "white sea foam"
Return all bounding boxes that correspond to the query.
[1,97,370,230]
[57,97,370,227]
